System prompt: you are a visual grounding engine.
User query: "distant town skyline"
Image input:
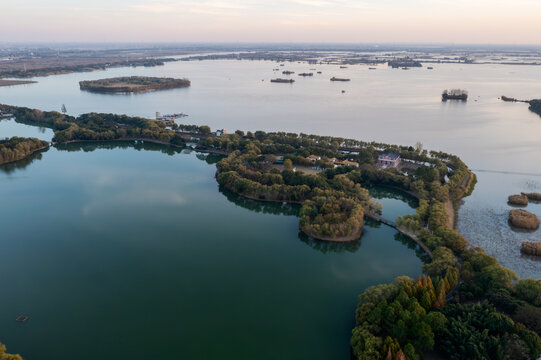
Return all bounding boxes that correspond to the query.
[2,0,541,44]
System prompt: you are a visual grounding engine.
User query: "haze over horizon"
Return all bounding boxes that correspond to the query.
[2,0,541,45]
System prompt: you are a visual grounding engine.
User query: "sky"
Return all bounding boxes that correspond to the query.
[2,0,541,44]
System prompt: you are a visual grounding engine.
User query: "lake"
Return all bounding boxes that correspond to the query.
[1,58,539,277]
[0,139,423,360]
[1,56,541,358]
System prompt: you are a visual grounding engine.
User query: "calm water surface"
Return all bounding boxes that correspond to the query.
[1,59,541,358]
[1,57,531,278]
[0,141,422,360]
[0,118,54,141]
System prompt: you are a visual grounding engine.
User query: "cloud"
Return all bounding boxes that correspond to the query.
[291,0,336,7]
[130,0,248,16]
[82,188,187,216]
[131,4,175,13]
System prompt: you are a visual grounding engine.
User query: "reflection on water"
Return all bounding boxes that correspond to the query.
[368,186,419,222]
[298,232,362,253]
[368,186,419,209]
[393,232,432,264]
[219,186,300,217]
[54,141,226,165]
[0,143,422,360]
[0,118,54,141]
[2,59,541,277]
[0,150,47,174]
[55,140,185,155]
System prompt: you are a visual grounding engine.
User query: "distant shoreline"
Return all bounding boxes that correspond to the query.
[0,79,37,87]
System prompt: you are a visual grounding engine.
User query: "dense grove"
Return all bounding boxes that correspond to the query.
[300,196,365,240]
[0,136,48,165]
[79,76,190,93]
[216,150,378,240]
[352,250,541,359]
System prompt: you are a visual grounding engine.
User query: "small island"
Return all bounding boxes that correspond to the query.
[508,193,529,206]
[330,77,350,82]
[79,76,190,94]
[509,209,540,230]
[270,78,294,83]
[442,89,468,101]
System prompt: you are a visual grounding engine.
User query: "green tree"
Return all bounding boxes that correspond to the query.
[283,158,293,170]
[0,343,22,360]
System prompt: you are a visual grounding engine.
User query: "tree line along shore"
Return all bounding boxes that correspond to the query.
[0,58,177,79]
[2,103,541,360]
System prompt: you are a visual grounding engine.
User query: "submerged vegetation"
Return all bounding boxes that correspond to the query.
[3,102,541,359]
[509,209,540,230]
[79,76,190,93]
[509,194,529,206]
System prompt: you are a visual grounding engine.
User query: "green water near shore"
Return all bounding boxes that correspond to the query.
[0,141,422,360]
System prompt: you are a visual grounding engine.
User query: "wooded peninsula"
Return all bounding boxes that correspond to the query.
[2,103,541,360]
[79,76,191,93]
[0,136,49,165]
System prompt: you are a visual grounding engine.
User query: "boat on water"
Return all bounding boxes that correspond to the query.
[298,72,313,77]
[442,89,468,101]
[330,77,350,82]
[282,71,295,75]
[340,66,348,69]
[368,67,377,70]
[317,71,322,74]
[427,66,434,69]
[271,78,295,83]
